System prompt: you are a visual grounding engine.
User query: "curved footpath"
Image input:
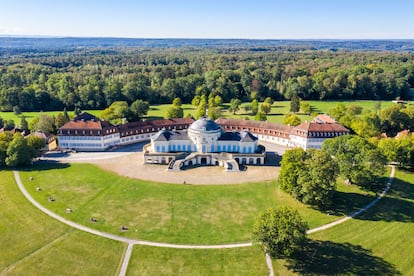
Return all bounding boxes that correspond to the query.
[13,165,395,275]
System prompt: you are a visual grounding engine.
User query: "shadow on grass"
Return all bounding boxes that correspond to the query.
[326,191,377,217]
[286,240,401,275]
[144,116,163,120]
[20,161,70,171]
[389,170,414,201]
[325,176,414,223]
[356,178,414,223]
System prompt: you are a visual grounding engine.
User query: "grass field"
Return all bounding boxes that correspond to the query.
[127,245,270,276]
[3,162,413,274]
[0,110,102,124]
[19,162,383,245]
[146,100,395,124]
[306,168,414,275]
[0,170,125,275]
[1,100,395,125]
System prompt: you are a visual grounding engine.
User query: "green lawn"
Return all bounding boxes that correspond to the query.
[305,168,414,275]
[0,110,102,124]
[1,100,395,125]
[127,245,269,276]
[147,100,395,124]
[19,162,384,244]
[3,161,413,274]
[0,170,125,275]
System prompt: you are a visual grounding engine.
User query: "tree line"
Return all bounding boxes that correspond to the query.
[1,48,413,112]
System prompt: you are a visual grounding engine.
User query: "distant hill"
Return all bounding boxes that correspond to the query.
[1,36,414,52]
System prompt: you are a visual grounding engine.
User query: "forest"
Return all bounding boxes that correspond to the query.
[1,42,414,112]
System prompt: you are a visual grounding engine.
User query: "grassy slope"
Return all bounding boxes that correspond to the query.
[306,168,414,275]
[0,170,125,275]
[19,163,382,245]
[3,163,413,274]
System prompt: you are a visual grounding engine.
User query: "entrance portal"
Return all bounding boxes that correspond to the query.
[201,157,207,165]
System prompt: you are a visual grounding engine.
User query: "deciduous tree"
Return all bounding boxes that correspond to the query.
[229,98,241,115]
[6,133,35,166]
[322,135,386,189]
[253,207,308,259]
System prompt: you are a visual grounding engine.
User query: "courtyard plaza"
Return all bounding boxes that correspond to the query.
[40,141,286,184]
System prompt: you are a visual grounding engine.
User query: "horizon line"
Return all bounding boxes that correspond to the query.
[1,34,414,41]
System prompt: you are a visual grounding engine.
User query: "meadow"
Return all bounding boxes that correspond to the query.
[147,100,395,124]
[2,162,413,274]
[0,170,125,275]
[0,100,396,125]
[20,163,382,245]
[306,168,414,275]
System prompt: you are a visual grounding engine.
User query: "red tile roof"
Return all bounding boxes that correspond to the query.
[292,121,349,138]
[312,114,337,124]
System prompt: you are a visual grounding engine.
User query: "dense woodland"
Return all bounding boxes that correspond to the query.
[1,45,414,112]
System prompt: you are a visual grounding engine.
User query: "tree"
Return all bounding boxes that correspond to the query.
[32,114,55,133]
[208,106,222,120]
[13,105,21,115]
[378,138,398,163]
[172,97,182,107]
[214,95,223,106]
[255,111,267,121]
[74,106,82,116]
[251,99,259,115]
[130,99,149,121]
[279,148,338,208]
[300,101,311,115]
[191,95,201,107]
[6,133,35,166]
[229,98,241,115]
[20,115,28,131]
[0,132,13,167]
[283,114,301,126]
[27,135,46,152]
[100,101,130,125]
[252,207,308,259]
[5,120,15,130]
[297,150,338,207]
[55,113,68,129]
[0,116,3,129]
[264,97,273,105]
[322,135,386,189]
[278,148,307,197]
[195,95,207,119]
[165,106,184,119]
[63,107,70,121]
[260,102,272,115]
[290,94,300,113]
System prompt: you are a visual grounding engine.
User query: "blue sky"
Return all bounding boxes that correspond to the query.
[0,0,413,39]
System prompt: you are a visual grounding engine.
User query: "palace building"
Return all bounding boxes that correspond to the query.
[144,117,264,171]
[57,112,349,171]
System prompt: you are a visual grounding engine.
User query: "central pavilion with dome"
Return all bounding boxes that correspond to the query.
[143,117,265,171]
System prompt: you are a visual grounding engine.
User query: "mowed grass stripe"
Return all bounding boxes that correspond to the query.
[0,170,126,275]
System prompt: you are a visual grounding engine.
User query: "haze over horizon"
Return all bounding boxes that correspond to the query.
[1,0,413,40]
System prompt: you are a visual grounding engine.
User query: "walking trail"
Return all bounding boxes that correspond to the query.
[13,165,395,276]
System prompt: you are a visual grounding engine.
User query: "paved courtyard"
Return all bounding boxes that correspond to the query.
[42,141,284,185]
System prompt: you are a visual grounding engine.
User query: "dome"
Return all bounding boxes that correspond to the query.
[189,117,221,132]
